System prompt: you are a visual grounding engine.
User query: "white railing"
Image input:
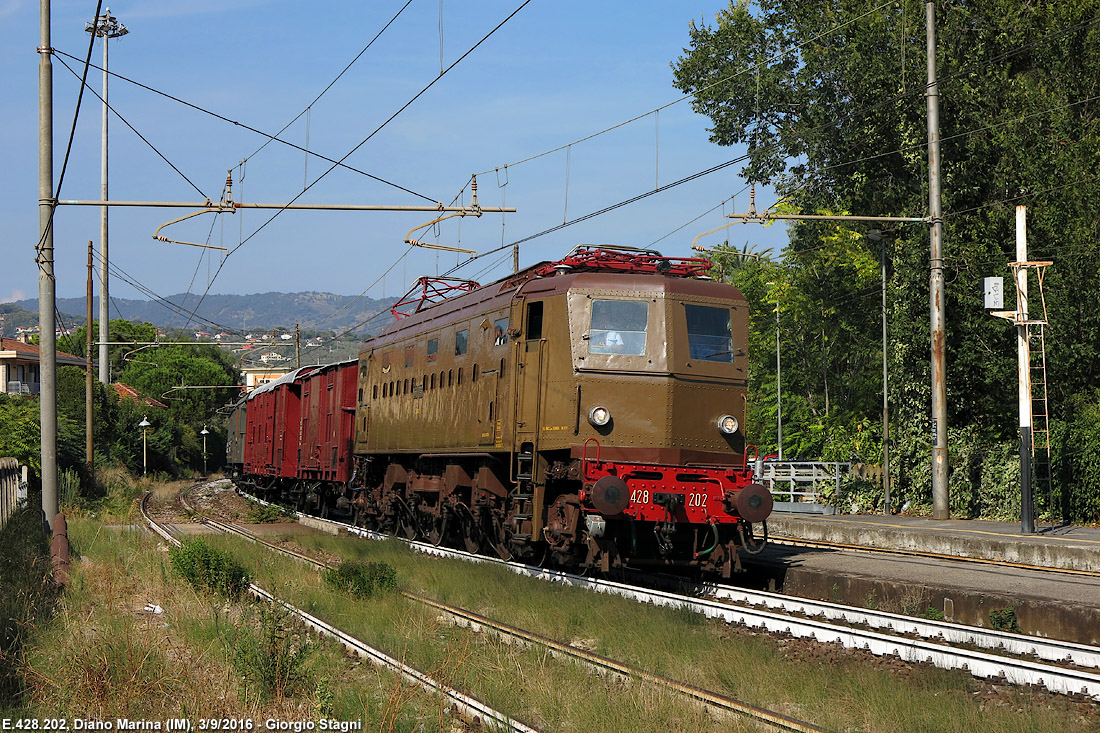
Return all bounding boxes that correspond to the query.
[5,381,37,394]
[753,460,849,514]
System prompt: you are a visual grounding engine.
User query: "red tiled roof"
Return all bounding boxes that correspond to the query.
[113,383,168,409]
[0,337,85,366]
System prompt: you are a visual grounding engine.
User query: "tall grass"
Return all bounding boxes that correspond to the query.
[19,516,459,728]
[0,505,59,710]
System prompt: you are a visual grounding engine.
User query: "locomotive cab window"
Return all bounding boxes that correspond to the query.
[427,338,439,363]
[589,299,647,356]
[686,304,734,362]
[455,329,468,355]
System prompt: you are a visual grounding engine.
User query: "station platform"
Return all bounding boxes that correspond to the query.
[765,512,1100,572]
[745,513,1100,644]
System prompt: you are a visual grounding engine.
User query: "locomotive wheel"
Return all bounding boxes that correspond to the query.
[428,516,447,546]
[398,514,419,540]
[457,504,483,553]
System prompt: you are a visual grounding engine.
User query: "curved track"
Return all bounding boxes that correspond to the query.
[181,484,825,733]
[237,487,1100,700]
[140,490,540,733]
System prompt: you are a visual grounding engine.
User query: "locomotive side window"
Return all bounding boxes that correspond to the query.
[685,304,734,362]
[405,345,415,368]
[493,318,509,345]
[427,338,439,363]
[589,299,647,355]
[455,329,468,355]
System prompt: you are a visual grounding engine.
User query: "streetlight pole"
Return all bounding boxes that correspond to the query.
[138,416,150,476]
[86,8,128,386]
[200,426,209,477]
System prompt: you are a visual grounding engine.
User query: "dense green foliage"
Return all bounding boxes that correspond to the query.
[2,318,239,497]
[168,538,253,600]
[322,560,398,598]
[674,1,1100,521]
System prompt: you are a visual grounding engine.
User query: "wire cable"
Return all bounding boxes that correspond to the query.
[475,0,897,176]
[36,0,105,257]
[243,0,417,164]
[51,48,437,203]
[53,52,208,199]
[181,0,533,334]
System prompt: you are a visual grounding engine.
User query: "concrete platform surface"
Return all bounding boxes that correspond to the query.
[766,513,1100,572]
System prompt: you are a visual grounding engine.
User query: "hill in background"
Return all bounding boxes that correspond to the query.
[6,292,396,338]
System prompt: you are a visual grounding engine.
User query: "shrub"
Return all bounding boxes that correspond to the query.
[988,607,1021,634]
[168,539,252,600]
[322,561,397,598]
[231,607,315,702]
[248,503,295,524]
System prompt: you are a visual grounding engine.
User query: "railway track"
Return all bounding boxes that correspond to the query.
[234,486,1100,701]
[178,484,826,733]
[140,491,541,733]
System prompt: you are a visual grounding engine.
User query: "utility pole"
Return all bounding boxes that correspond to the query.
[38,0,58,523]
[86,8,128,386]
[1015,206,1034,533]
[295,322,301,368]
[86,242,94,474]
[881,236,891,515]
[926,0,949,520]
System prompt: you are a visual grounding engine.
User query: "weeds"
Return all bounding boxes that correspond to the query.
[169,538,252,600]
[989,607,1022,633]
[248,503,296,524]
[230,606,315,703]
[0,505,59,707]
[322,560,397,598]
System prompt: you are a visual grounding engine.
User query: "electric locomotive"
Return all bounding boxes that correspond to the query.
[348,246,772,576]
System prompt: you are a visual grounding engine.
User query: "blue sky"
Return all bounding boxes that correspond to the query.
[2,0,787,307]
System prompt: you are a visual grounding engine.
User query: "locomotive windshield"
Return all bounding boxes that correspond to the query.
[686,304,734,362]
[589,299,647,355]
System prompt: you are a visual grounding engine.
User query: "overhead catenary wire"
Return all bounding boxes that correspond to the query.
[183,2,532,337]
[475,0,897,177]
[36,0,105,257]
[51,49,437,203]
[53,52,208,200]
[241,0,417,165]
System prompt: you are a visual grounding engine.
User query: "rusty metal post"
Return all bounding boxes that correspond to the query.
[926,0,949,519]
[1016,206,1034,533]
[86,241,94,474]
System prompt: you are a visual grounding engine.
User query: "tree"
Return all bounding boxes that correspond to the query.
[117,344,238,429]
[674,1,1100,519]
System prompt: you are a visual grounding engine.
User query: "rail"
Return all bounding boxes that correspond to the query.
[184,486,824,733]
[140,491,539,733]
[239,488,1100,700]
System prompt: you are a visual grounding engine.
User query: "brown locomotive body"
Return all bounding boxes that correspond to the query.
[351,247,772,576]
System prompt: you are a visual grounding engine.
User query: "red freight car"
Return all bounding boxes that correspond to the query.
[242,366,311,479]
[298,360,357,484]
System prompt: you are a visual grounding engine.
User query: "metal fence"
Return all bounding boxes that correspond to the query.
[0,457,29,529]
[753,460,850,515]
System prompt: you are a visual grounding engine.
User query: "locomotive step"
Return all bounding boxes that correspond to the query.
[511,513,532,521]
[509,534,531,542]
[516,473,533,481]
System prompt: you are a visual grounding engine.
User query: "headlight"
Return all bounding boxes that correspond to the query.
[588,406,611,427]
[717,415,739,435]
